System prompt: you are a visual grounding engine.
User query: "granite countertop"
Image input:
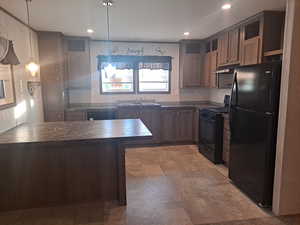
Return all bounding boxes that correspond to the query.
[0,119,152,145]
[66,101,222,112]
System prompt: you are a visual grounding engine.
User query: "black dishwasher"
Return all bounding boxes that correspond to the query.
[199,109,224,164]
[87,110,116,120]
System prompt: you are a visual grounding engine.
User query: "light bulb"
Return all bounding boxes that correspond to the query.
[222,3,232,10]
[26,62,40,77]
[87,29,94,34]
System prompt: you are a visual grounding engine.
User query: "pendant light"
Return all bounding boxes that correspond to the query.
[25,0,40,77]
[102,0,113,41]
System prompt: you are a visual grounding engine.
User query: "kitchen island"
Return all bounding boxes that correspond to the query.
[0,119,152,212]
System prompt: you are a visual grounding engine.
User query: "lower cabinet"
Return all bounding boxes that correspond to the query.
[117,105,161,145]
[65,106,196,146]
[65,111,87,121]
[160,109,178,143]
[161,108,195,144]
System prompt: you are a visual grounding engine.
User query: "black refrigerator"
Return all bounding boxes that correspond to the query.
[229,62,282,207]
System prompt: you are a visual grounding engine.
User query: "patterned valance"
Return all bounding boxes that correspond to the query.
[0,37,20,65]
[97,55,172,71]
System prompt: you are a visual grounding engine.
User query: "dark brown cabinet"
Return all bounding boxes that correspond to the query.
[64,37,91,90]
[160,109,178,143]
[240,36,261,65]
[65,111,87,121]
[209,51,218,88]
[179,40,205,88]
[228,28,240,64]
[117,105,161,145]
[160,108,195,143]
[202,53,211,88]
[38,32,66,122]
[240,11,285,66]
[202,50,218,88]
[217,32,229,66]
[217,27,240,67]
[176,109,195,142]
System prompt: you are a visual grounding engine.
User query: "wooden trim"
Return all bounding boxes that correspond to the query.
[0,6,36,32]
[264,49,283,56]
[0,65,16,111]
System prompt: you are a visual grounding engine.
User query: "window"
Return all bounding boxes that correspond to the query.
[98,55,172,94]
[138,63,170,93]
[100,63,134,93]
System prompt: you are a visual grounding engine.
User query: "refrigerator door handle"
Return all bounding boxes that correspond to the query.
[230,72,238,107]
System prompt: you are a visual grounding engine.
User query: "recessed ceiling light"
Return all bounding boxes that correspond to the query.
[87,29,94,34]
[184,32,190,36]
[222,3,232,10]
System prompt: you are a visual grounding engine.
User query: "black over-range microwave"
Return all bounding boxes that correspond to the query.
[216,68,234,89]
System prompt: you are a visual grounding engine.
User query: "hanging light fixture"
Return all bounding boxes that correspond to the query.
[102,0,114,41]
[25,0,40,77]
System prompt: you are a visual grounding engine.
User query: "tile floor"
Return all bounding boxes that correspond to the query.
[0,145,299,225]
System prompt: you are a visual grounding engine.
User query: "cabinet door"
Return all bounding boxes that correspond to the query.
[160,109,177,143]
[38,32,65,122]
[65,111,87,121]
[202,53,211,88]
[228,28,240,64]
[139,107,161,144]
[209,51,218,88]
[241,37,260,65]
[176,109,195,142]
[182,54,202,87]
[117,106,140,119]
[218,32,229,66]
[65,39,91,90]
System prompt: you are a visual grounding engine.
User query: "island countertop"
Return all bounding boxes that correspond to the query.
[0,119,152,145]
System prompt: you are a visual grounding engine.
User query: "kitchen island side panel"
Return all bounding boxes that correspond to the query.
[0,140,123,211]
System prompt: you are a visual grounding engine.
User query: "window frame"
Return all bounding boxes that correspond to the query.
[99,65,136,95]
[98,55,172,95]
[137,68,171,94]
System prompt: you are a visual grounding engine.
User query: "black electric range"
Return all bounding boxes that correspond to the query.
[198,96,230,164]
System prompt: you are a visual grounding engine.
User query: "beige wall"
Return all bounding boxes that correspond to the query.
[209,89,231,103]
[67,41,211,104]
[273,0,300,216]
[0,9,43,133]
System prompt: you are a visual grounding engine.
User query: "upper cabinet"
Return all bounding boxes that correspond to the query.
[38,32,66,122]
[240,11,285,66]
[179,40,205,88]
[215,11,285,67]
[217,27,239,67]
[217,32,229,66]
[194,10,285,90]
[202,38,218,88]
[63,37,91,90]
[227,27,240,64]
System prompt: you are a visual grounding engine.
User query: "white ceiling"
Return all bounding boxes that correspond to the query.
[0,0,286,42]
